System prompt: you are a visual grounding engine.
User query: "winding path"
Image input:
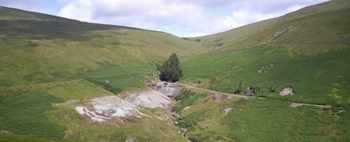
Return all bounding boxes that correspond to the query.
[176,83,247,98]
[176,83,333,108]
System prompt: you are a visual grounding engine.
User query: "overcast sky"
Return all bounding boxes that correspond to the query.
[0,0,328,37]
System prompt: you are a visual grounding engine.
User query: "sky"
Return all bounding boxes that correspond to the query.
[0,0,329,37]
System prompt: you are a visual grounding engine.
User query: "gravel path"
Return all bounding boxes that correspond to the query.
[176,83,332,108]
[176,83,247,98]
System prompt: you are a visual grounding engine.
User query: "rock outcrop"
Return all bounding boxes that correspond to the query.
[280,87,294,96]
[73,91,172,123]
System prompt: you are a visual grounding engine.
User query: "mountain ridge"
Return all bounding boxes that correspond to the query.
[188,0,350,51]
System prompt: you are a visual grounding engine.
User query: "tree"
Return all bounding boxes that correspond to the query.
[159,53,183,82]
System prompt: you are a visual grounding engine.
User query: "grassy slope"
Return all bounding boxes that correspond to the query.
[182,45,350,106]
[175,90,350,142]
[0,92,65,140]
[0,29,205,85]
[49,103,187,142]
[86,62,154,94]
[181,0,350,106]
[221,98,350,142]
[1,0,350,141]
[190,0,350,51]
[0,6,205,141]
[178,1,350,141]
[0,6,207,86]
[0,133,71,142]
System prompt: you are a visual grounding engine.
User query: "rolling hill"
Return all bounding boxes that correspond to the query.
[0,0,350,141]
[0,6,206,141]
[176,1,350,140]
[189,0,350,52]
[181,0,350,106]
[0,6,207,86]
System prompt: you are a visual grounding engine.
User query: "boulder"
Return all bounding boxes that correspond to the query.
[224,108,232,114]
[280,87,294,96]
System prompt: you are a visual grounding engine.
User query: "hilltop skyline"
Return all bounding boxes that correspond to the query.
[0,0,328,37]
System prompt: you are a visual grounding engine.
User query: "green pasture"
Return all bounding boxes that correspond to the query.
[182,45,350,105]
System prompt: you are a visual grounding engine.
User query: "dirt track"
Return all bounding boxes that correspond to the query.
[176,83,247,99]
[177,83,333,108]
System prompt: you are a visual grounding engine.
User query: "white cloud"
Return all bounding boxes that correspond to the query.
[56,0,328,37]
[58,0,94,22]
[185,32,209,38]
[0,0,329,37]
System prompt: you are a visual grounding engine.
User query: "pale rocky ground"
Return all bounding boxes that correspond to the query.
[147,81,182,97]
[56,81,181,124]
[290,103,332,108]
[68,82,328,124]
[183,106,191,110]
[73,90,172,123]
[280,87,294,96]
[224,108,233,114]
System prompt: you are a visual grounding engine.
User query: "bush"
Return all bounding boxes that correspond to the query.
[159,53,183,82]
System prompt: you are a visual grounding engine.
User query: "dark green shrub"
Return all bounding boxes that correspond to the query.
[159,53,183,82]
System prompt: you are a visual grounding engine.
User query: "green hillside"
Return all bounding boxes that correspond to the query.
[181,0,350,106]
[0,6,136,34]
[0,6,207,87]
[0,6,204,141]
[1,0,350,141]
[189,0,350,52]
[174,90,350,142]
[178,1,350,140]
